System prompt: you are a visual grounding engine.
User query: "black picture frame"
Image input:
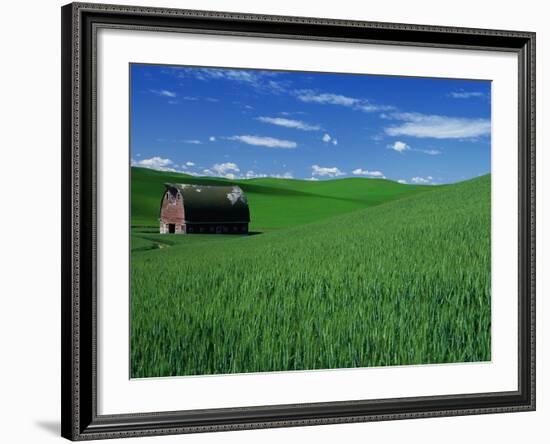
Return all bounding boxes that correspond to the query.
[61,2,536,440]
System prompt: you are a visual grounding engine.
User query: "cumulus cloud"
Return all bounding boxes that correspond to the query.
[209,136,216,142]
[384,112,491,139]
[212,162,240,174]
[185,161,195,166]
[352,169,385,178]
[295,89,393,113]
[149,89,176,98]
[132,156,176,171]
[203,162,241,179]
[256,116,321,131]
[397,179,407,184]
[388,141,410,152]
[311,164,345,177]
[226,135,297,149]
[322,133,332,143]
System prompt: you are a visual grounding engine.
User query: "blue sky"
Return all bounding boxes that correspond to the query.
[130,64,491,184]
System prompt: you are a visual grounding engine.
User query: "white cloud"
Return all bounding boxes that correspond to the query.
[212,162,240,175]
[275,172,294,179]
[182,139,202,145]
[411,176,435,184]
[311,164,345,177]
[245,170,267,179]
[295,89,393,113]
[185,161,195,166]
[306,177,319,181]
[449,91,485,99]
[387,141,441,155]
[279,111,306,116]
[384,112,491,139]
[203,162,240,179]
[209,136,216,142]
[171,67,287,94]
[356,103,392,112]
[417,149,441,155]
[388,141,410,152]
[352,169,385,178]
[321,134,338,146]
[185,68,254,83]
[398,179,407,184]
[132,156,176,171]
[244,170,293,179]
[297,90,359,107]
[226,135,297,149]
[179,96,219,103]
[149,89,176,98]
[257,116,321,131]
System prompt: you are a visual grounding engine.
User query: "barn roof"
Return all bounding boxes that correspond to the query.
[164,183,250,223]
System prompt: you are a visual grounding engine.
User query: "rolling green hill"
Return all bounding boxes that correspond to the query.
[131,166,434,230]
[130,172,491,378]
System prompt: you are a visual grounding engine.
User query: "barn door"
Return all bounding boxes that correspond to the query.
[168,224,176,233]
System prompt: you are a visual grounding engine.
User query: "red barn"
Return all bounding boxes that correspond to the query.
[159,183,250,234]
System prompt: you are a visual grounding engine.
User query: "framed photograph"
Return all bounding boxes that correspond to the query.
[61,2,536,440]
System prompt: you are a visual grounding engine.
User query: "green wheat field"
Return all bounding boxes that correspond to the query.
[130,166,491,378]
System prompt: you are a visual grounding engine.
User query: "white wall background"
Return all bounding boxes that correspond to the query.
[0,0,545,443]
